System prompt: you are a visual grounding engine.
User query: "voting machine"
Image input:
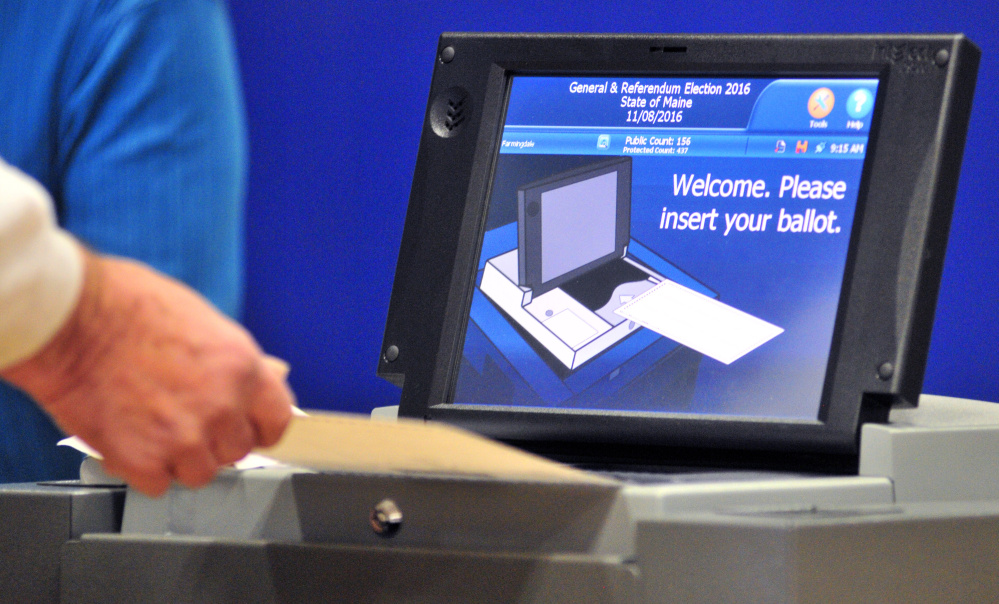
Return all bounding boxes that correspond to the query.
[0,33,992,603]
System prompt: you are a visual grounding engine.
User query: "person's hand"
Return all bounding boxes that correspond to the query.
[0,246,294,496]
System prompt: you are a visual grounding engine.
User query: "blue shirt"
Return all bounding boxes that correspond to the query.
[0,0,247,482]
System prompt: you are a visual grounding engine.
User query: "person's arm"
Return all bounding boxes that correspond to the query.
[59,0,248,316]
[0,162,293,497]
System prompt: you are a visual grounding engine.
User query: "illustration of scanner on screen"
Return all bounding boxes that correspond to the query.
[478,156,784,373]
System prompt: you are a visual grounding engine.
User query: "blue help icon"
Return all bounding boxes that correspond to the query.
[846,89,874,119]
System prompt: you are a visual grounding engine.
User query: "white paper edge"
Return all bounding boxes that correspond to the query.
[57,406,309,470]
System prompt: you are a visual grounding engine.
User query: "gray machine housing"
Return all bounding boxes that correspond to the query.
[0,396,993,602]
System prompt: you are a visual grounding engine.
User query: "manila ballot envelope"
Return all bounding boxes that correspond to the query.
[256,411,617,486]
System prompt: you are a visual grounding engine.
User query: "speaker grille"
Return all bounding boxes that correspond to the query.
[430,87,471,138]
[650,46,688,54]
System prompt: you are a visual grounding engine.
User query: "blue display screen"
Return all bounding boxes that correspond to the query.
[453,75,879,420]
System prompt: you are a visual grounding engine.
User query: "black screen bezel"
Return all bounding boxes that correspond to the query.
[379,34,979,469]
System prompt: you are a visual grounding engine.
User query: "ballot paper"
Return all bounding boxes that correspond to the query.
[257,411,616,485]
[59,405,311,471]
[614,278,784,365]
[61,410,616,486]
[59,436,290,470]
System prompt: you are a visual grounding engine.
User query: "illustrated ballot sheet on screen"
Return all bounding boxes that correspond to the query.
[453,75,879,420]
[615,278,784,365]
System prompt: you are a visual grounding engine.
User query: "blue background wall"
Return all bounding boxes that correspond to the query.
[227,1,998,413]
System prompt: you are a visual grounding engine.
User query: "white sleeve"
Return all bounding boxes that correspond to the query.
[0,160,84,369]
